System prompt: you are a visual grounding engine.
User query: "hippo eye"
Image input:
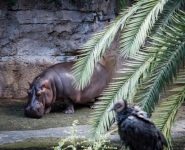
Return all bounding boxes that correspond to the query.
[36,91,42,97]
[36,93,41,97]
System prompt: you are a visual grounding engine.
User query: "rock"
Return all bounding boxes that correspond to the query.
[0,0,117,98]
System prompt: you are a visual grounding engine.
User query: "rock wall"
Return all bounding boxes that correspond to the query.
[0,0,117,98]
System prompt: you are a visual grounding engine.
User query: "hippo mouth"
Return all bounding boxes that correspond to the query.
[24,107,45,118]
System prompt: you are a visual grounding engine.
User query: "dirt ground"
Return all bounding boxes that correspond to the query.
[0,99,92,131]
[0,98,185,132]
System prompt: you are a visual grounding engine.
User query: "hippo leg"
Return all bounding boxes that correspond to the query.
[45,106,51,114]
[63,99,74,114]
[89,97,100,109]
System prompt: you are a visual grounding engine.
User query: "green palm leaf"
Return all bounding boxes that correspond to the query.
[120,0,168,57]
[72,0,184,90]
[71,0,185,145]
[72,0,155,90]
[136,11,185,114]
[152,0,184,34]
[89,10,185,141]
[173,69,185,84]
[152,85,185,148]
[88,52,153,140]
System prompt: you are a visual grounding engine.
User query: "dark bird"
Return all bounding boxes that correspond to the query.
[108,100,168,150]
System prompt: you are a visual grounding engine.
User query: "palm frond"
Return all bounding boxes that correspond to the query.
[119,0,168,58]
[88,52,154,140]
[72,0,184,90]
[136,11,185,114]
[174,69,185,84]
[152,85,185,148]
[88,8,185,142]
[152,0,184,34]
[72,0,152,90]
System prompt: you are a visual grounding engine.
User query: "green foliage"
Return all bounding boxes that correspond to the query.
[136,11,185,115]
[89,53,153,139]
[152,69,185,147]
[72,0,158,90]
[72,0,185,148]
[89,9,185,142]
[72,0,183,90]
[54,120,117,150]
[119,0,168,57]
[54,120,81,150]
[152,0,185,35]
[152,84,185,147]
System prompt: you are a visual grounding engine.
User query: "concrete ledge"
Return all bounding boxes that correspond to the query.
[0,125,120,149]
[1,120,185,149]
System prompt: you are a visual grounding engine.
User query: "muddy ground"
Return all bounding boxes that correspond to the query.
[0,99,92,131]
[0,98,185,132]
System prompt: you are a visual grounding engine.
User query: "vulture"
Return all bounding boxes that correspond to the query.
[109,100,168,150]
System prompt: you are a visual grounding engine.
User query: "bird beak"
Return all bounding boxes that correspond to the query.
[107,105,114,112]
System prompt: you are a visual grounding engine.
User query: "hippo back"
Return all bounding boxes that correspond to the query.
[53,62,109,104]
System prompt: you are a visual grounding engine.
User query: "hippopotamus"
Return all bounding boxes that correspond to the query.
[24,61,109,118]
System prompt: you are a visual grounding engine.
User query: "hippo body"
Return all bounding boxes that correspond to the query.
[24,62,109,118]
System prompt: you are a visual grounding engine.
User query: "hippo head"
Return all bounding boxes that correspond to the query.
[24,79,55,118]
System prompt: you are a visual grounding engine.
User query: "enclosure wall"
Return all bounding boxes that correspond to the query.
[0,0,118,98]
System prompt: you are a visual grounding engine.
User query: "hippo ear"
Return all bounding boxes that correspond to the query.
[28,82,31,87]
[40,80,50,91]
[42,80,50,89]
[27,89,31,95]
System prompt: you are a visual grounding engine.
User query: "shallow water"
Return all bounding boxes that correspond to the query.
[0,99,185,150]
[0,99,92,131]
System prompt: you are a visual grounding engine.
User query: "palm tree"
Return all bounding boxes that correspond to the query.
[72,0,185,148]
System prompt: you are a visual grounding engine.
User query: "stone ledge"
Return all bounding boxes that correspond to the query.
[0,120,185,149]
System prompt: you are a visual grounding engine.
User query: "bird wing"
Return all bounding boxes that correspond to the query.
[118,115,167,150]
[133,107,168,148]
